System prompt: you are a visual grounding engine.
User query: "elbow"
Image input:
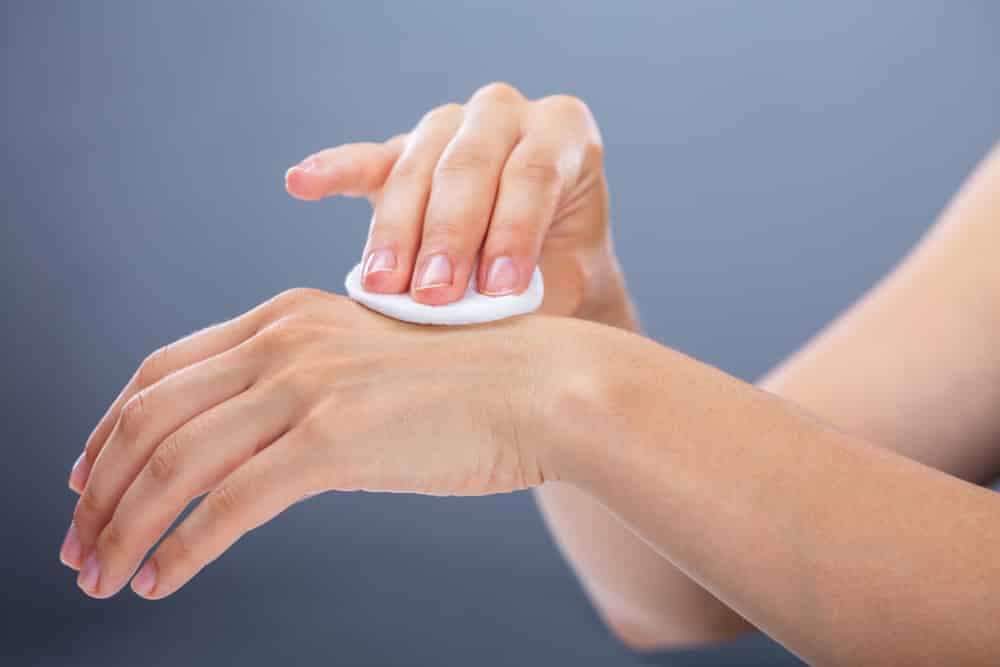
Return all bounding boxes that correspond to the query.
[604,616,672,653]
[602,609,757,653]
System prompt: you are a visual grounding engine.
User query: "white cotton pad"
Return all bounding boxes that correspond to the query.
[344,262,544,326]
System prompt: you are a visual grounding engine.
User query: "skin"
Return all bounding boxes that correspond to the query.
[60,83,1000,665]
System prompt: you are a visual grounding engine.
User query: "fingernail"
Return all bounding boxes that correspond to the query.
[363,248,397,278]
[414,254,453,290]
[285,158,322,182]
[132,561,157,597]
[60,523,81,569]
[297,156,322,173]
[69,451,90,492]
[483,256,519,295]
[78,552,101,594]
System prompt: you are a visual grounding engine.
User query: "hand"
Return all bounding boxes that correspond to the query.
[60,289,577,599]
[285,82,634,326]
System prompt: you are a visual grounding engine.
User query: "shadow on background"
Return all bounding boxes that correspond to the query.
[3,2,997,665]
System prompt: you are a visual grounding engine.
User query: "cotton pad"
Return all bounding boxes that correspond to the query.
[344,262,544,325]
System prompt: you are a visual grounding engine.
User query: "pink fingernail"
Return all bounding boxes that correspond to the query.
[483,256,519,295]
[78,552,101,594]
[132,561,157,597]
[60,522,81,569]
[414,254,453,290]
[363,248,397,278]
[297,156,322,173]
[69,452,90,491]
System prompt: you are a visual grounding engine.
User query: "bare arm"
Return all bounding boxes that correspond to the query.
[61,103,1000,662]
[536,143,1000,649]
[270,77,998,649]
[760,143,1000,480]
[546,314,1000,666]
[534,288,760,647]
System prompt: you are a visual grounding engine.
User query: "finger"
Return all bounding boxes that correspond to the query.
[480,96,602,296]
[78,385,293,598]
[410,83,523,305]
[72,326,253,495]
[359,104,464,294]
[129,431,321,600]
[68,341,257,572]
[284,136,406,201]
[69,290,301,495]
[477,136,564,296]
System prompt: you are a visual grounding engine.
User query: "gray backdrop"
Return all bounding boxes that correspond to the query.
[3,2,998,666]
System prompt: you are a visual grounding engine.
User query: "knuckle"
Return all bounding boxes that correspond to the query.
[137,345,170,387]
[253,315,311,353]
[289,420,342,488]
[101,519,128,552]
[509,154,563,188]
[541,94,593,121]
[295,416,329,448]
[492,215,542,249]
[74,488,103,524]
[436,143,494,177]
[384,132,408,146]
[581,137,604,167]
[207,483,241,519]
[117,391,150,440]
[339,158,368,187]
[168,526,196,567]
[471,81,522,105]
[421,216,466,247]
[147,437,183,485]
[250,323,286,354]
[266,369,314,413]
[366,216,405,247]
[388,154,433,183]
[268,287,328,315]
[421,102,462,125]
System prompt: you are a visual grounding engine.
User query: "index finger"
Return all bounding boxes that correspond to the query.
[285,135,407,201]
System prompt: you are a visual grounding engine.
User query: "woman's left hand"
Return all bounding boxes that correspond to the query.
[59,289,579,599]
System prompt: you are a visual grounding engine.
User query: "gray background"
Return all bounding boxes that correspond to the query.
[3,1,998,665]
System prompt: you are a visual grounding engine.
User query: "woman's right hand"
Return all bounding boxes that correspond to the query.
[285,82,635,328]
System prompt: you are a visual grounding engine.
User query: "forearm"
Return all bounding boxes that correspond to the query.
[536,144,1000,650]
[534,482,751,647]
[760,143,1000,480]
[534,265,752,648]
[544,325,1000,666]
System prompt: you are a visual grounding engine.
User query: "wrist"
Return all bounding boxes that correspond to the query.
[532,318,664,488]
[574,249,640,332]
[578,284,639,332]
